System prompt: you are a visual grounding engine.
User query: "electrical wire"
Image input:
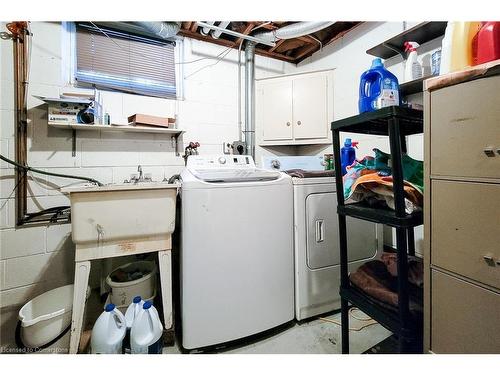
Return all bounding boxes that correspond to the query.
[184,46,233,79]
[318,307,380,332]
[0,154,103,186]
[89,21,233,66]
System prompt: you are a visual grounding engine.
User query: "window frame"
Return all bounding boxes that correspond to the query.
[64,22,184,100]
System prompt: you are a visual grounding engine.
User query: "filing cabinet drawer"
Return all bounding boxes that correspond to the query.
[430,76,500,179]
[431,180,500,289]
[431,270,500,353]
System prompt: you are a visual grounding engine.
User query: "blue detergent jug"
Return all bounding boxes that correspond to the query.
[359,58,400,113]
[340,138,358,175]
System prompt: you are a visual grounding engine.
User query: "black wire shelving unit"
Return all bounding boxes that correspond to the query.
[331,106,424,354]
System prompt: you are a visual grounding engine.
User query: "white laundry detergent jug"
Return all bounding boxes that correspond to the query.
[91,303,126,354]
[130,301,163,354]
[123,296,144,353]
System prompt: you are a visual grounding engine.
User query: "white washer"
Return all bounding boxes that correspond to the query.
[180,155,294,350]
[262,156,380,321]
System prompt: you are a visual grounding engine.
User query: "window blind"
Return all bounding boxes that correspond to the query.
[75,24,177,99]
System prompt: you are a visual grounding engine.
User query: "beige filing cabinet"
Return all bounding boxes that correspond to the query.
[256,70,334,146]
[424,70,500,354]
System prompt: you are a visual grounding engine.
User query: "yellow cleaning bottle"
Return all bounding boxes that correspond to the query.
[449,22,482,72]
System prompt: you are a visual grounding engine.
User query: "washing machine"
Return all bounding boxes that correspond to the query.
[180,155,294,350]
[262,156,381,321]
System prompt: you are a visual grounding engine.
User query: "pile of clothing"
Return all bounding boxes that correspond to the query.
[349,252,423,318]
[343,149,423,214]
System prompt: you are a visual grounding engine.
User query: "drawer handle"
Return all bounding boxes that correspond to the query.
[483,148,495,157]
[286,122,291,127]
[483,255,495,266]
[297,121,302,125]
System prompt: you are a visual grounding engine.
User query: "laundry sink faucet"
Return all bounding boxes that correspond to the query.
[138,165,143,181]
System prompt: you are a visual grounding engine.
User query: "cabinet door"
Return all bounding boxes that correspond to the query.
[292,75,328,140]
[260,80,293,141]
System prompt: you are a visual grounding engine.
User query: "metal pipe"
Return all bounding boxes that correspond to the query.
[197,21,275,47]
[200,21,215,36]
[244,42,255,158]
[212,21,230,39]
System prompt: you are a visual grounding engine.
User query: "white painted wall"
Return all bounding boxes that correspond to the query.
[0,21,291,349]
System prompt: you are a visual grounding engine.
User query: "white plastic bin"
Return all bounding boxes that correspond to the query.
[18,284,90,352]
[106,261,157,308]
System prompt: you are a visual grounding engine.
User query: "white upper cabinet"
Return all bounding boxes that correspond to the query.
[261,80,293,141]
[256,70,333,146]
[292,74,328,140]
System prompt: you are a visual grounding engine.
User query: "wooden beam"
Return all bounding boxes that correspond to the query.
[190,22,198,32]
[269,38,286,53]
[178,26,299,64]
[183,22,193,31]
[294,43,319,62]
[235,22,255,46]
[324,22,363,46]
[178,29,236,49]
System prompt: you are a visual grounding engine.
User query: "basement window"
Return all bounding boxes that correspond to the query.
[74,23,178,99]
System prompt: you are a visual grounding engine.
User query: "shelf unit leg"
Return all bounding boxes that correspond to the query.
[332,128,350,354]
[341,297,349,354]
[407,227,415,256]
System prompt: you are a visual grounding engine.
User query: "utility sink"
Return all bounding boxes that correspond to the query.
[62,182,179,245]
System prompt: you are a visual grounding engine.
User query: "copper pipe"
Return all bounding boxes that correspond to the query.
[9,22,29,225]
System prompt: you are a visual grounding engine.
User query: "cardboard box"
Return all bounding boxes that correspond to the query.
[127,114,174,128]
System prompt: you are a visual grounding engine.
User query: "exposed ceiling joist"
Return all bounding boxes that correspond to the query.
[178,21,361,64]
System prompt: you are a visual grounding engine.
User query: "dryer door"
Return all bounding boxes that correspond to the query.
[306,192,377,269]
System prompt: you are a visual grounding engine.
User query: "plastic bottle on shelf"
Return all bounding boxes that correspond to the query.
[91,303,126,354]
[404,41,422,81]
[440,22,455,74]
[358,58,400,113]
[472,22,500,65]
[130,301,163,354]
[340,138,358,176]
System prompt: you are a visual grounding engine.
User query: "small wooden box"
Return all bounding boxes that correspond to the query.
[128,114,174,128]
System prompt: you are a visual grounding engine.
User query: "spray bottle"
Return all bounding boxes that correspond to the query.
[340,138,359,175]
[404,42,422,81]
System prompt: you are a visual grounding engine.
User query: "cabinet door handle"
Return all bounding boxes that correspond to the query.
[483,148,495,157]
[286,122,291,126]
[483,255,495,266]
[297,121,302,125]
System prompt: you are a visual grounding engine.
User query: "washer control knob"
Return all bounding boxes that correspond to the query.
[218,156,226,164]
[271,160,281,169]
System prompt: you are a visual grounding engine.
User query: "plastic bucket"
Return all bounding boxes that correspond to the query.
[17,284,90,353]
[106,261,157,308]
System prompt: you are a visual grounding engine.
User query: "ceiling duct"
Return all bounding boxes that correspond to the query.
[136,21,181,40]
[254,21,334,44]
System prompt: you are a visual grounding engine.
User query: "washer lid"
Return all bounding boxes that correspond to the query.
[191,168,282,183]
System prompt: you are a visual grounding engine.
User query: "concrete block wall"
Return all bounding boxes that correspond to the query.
[0,21,290,349]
